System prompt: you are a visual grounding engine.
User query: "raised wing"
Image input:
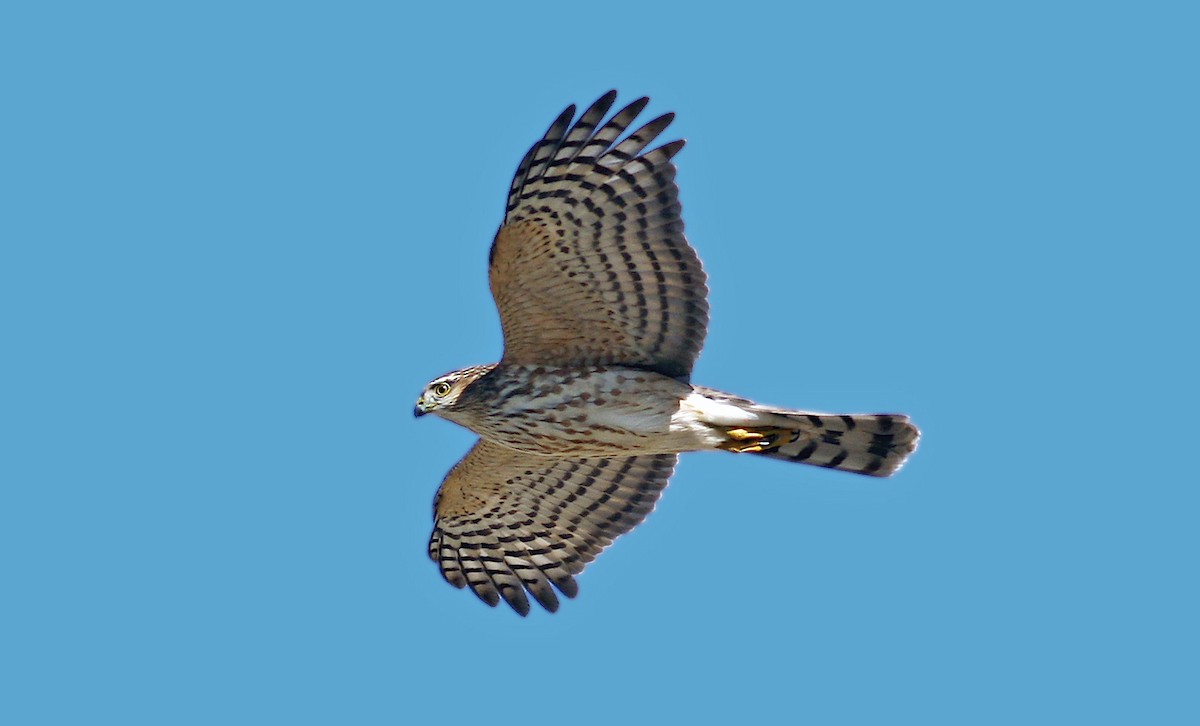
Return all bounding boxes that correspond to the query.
[489,91,709,381]
[428,439,677,615]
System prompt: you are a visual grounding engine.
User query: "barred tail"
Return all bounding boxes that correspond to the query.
[712,405,919,476]
[759,412,920,476]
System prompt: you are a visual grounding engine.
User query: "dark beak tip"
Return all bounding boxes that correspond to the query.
[413,406,425,418]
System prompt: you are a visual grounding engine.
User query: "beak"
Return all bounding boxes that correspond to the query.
[413,398,427,418]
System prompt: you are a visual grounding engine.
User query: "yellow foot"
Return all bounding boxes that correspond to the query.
[726,428,760,441]
[718,427,797,454]
[725,442,767,453]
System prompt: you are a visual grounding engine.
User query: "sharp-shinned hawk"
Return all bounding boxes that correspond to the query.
[415,91,920,615]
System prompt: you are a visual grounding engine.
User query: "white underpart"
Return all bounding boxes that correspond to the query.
[672,391,765,448]
[584,405,672,434]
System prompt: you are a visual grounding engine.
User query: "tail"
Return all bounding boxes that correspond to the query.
[696,388,920,477]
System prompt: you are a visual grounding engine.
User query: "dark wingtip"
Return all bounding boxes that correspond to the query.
[622,96,651,119]
[661,138,686,159]
[556,103,577,127]
[556,576,580,599]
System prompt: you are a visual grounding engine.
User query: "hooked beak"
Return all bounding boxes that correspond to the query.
[413,397,428,418]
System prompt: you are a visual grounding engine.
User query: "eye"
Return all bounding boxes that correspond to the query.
[432,381,452,397]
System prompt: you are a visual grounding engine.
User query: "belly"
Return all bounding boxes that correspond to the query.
[464,366,705,457]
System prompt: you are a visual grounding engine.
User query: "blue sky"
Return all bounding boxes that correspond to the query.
[3,1,1197,723]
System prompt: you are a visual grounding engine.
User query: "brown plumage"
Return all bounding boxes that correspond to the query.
[415,91,919,615]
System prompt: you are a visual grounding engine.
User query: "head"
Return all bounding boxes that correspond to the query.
[413,365,495,419]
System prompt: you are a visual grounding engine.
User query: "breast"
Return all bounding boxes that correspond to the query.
[469,365,700,457]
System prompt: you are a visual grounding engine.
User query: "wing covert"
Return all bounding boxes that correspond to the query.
[489,91,709,381]
[428,439,677,615]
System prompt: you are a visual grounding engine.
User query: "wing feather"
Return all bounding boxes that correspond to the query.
[429,439,676,615]
[489,92,709,380]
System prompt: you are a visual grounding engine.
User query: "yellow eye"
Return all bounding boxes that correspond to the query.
[432,381,452,397]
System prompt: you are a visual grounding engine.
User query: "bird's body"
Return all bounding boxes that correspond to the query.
[433,363,914,472]
[415,91,920,615]
[438,364,700,457]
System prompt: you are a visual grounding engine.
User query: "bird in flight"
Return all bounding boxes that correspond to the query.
[415,91,919,615]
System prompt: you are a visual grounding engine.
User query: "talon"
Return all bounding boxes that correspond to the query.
[720,440,766,453]
[720,427,771,453]
[727,428,760,441]
[719,426,799,454]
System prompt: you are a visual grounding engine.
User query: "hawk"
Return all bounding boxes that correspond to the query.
[414,91,919,615]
